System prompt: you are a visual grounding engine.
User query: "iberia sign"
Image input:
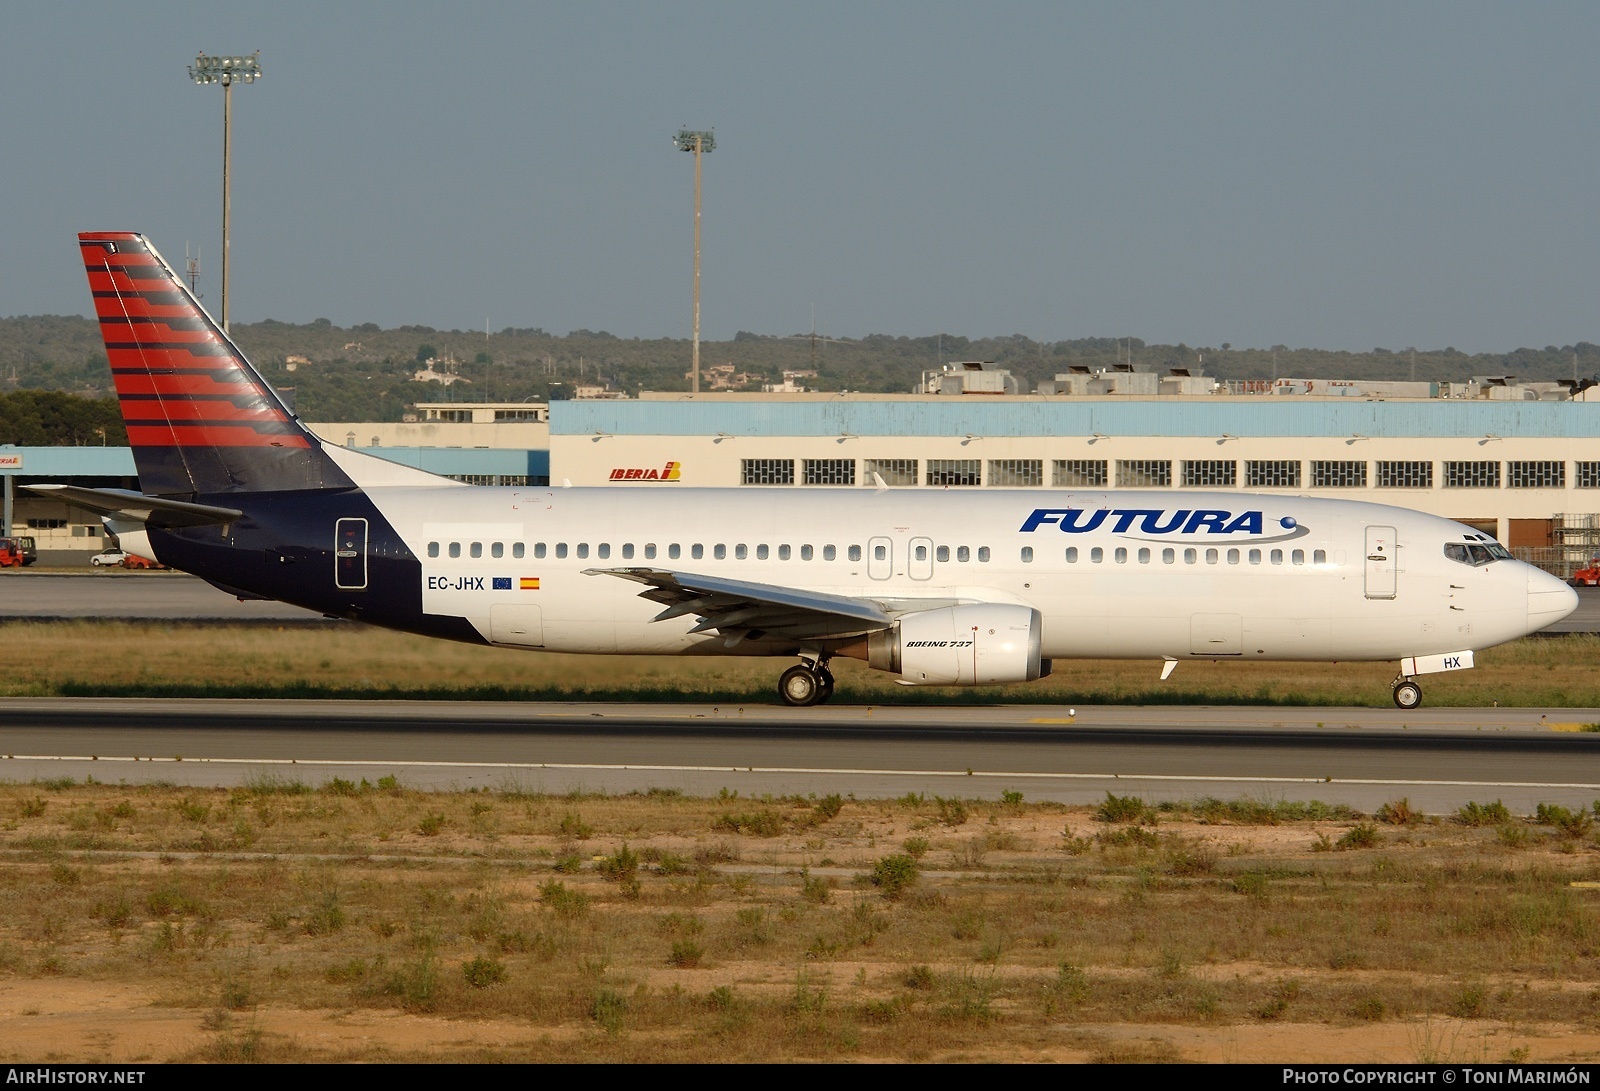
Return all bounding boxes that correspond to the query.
[609,461,681,482]
[0,453,21,470]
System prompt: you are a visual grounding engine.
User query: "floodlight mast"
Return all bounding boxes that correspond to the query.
[674,130,715,394]
[188,51,262,333]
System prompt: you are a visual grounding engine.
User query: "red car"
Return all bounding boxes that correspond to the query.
[0,538,25,568]
[1572,559,1600,587]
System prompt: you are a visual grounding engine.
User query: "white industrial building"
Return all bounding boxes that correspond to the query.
[551,392,1600,565]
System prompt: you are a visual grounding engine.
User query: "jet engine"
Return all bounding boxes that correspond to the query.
[856,604,1050,685]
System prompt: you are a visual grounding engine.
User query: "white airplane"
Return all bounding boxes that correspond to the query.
[40,232,1579,710]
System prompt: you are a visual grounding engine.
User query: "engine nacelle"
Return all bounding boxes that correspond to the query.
[861,604,1050,685]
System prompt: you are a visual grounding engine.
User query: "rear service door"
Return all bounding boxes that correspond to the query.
[335,518,368,590]
[1364,525,1397,600]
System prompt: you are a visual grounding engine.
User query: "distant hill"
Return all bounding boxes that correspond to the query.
[2,314,1596,422]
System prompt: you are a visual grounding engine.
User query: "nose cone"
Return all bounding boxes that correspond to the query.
[1527,565,1580,633]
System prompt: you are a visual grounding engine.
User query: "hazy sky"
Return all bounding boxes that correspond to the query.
[3,2,1596,352]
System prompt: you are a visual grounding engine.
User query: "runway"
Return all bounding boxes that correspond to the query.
[2,698,1597,812]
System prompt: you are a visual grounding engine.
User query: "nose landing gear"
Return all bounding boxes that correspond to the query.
[778,659,835,707]
[1392,676,1422,710]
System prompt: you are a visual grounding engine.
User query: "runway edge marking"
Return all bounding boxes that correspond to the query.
[3,754,1598,791]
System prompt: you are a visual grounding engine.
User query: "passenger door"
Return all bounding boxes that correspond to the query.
[1364,525,1397,600]
[335,518,368,591]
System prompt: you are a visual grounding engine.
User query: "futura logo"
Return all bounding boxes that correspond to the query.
[1019,508,1309,543]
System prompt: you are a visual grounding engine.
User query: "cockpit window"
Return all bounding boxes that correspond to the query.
[1445,542,1498,567]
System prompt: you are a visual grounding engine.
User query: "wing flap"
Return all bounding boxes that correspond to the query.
[586,566,898,642]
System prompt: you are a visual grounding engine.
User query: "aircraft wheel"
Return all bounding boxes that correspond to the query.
[779,664,822,707]
[1392,680,1422,710]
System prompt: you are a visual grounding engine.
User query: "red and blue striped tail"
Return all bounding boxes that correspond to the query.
[79,231,351,497]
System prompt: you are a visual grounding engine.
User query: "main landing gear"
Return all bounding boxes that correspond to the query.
[778,659,835,707]
[1392,676,1422,710]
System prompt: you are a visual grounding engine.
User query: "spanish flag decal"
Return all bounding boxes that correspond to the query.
[520,577,540,590]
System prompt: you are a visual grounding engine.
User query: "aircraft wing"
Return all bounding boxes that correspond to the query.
[585,566,947,644]
[24,485,243,528]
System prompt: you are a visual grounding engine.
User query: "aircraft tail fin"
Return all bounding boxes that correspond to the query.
[78,231,354,497]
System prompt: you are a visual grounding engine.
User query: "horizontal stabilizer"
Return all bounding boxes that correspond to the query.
[25,484,243,528]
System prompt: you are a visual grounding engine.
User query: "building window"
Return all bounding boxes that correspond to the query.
[1052,459,1108,488]
[493,408,545,422]
[927,459,981,487]
[1577,462,1600,489]
[1117,460,1171,488]
[1377,461,1433,489]
[987,459,1043,487]
[1444,461,1501,488]
[804,458,856,486]
[741,458,794,485]
[1183,460,1237,487]
[1312,461,1367,488]
[1508,461,1565,489]
[862,458,917,486]
[1247,460,1301,488]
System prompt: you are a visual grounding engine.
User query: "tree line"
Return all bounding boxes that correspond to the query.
[1,314,1597,423]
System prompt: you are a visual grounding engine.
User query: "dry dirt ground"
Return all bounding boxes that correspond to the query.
[0,780,1598,1062]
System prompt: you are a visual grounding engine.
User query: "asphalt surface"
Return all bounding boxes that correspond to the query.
[2,698,1597,811]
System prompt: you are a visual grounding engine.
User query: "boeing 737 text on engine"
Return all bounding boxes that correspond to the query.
[35,232,1579,710]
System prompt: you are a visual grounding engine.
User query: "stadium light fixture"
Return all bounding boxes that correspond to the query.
[188,51,262,333]
[673,129,715,394]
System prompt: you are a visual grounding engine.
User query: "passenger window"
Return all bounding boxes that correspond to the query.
[1114,547,1127,564]
[1249,548,1261,565]
[470,542,483,558]
[1205,548,1218,564]
[1291,549,1304,565]
[1091,546,1104,563]
[513,543,525,559]
[916,544,929,561]
[735,544,748,560]
[848,545,862,562]
[1065,546,1078,563]
[714,544,727,560]
[1162,548,1175,564]
[492,542,504,559]
[1184,548,1197,564]
[672,544,684,560]
[1227,548,1239,565]
[779,545,791,560]
[874,544,887,561]
[622,543,634,560]
[1020,546,1032,563]
[449,542,461,559]
[427,542,439,558]
[978,547,991,562]
[577,543,590,559]
[555,543,568,559]
[957,546,970,563]
[801,545,813,560]
[598,543,611,560]
[692,544,703,559]
[534,543,546,559]
[645,544,657,560]
[936,545,950,562]
[1138,547,1151,564]
[1271,549,1283,564]
[1313,549,1326,565]
[756,544,769,560]
[824,545,837,561]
